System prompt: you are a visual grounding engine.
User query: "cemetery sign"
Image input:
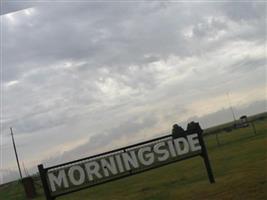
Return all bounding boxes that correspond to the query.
[38,121,215,200]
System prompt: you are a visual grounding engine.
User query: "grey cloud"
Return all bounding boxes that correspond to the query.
[44,114,159,165]
[90,114,157,146]
[3,1,266,83]
[229,57,266,74]
[1,3,190,82]
[192,17,228,39]
[220,1,266,22]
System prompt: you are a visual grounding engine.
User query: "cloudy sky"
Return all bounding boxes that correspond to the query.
[0,1,266,183]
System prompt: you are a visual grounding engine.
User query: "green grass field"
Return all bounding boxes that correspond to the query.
[1,118,266,200]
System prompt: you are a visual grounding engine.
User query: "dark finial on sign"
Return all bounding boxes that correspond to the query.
[172,124,186,138]
[186,121,203,135]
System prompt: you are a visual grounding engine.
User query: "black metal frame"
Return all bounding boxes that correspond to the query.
[38,130,215,200]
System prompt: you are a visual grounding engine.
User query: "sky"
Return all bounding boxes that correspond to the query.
[0,1,266,184]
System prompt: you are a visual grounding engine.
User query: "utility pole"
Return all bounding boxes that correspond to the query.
[227,92,237,124]
[10,127,23,180]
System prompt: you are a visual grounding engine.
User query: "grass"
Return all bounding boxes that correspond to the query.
[1,119,266,200]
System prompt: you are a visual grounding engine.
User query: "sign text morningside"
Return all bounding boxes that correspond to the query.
[47,134,201,193]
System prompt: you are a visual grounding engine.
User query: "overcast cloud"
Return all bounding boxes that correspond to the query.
[0,1,266,183]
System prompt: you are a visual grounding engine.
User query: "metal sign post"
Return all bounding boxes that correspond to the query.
[194,124,215,183]
[38,165,55,200]
[38,122,215,200]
